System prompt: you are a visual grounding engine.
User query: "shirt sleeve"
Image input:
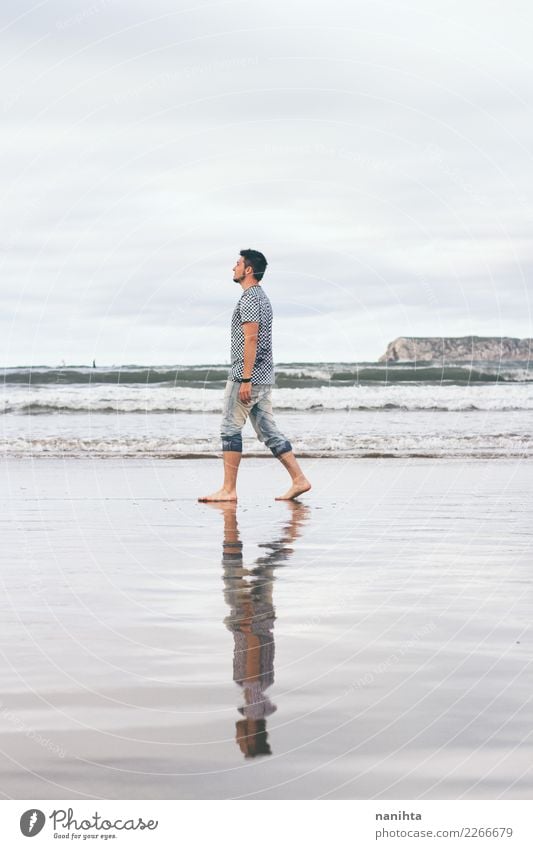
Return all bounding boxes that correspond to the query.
[239,291,260,323]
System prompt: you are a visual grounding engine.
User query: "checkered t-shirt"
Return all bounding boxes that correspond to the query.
[230,285,275,384]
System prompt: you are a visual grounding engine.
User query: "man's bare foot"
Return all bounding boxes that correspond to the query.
[198,488,237,502]
[275,477,311,501]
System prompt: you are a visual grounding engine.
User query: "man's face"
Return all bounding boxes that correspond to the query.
[232,256,247,283]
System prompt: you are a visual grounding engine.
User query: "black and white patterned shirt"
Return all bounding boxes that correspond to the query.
[230,285,275,384]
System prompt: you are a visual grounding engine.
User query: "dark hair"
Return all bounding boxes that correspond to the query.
[240,249,268,282]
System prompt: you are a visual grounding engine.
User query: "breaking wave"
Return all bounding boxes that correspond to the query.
[2,383,532,414]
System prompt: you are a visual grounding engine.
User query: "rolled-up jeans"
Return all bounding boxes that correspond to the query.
[221,379,292,457]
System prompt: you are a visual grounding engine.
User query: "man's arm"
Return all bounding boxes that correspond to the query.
[240,321,259,402]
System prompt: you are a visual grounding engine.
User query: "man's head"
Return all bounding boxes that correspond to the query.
[233,249,268,285]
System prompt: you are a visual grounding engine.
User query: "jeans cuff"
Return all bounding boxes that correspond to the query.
[271,440,292,458]
[222,435,243,452]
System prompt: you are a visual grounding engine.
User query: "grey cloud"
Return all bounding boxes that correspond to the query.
[1,0,531,364]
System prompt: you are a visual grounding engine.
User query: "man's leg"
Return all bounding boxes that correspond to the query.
[221,450,241,495]
[249,388,311,500]
[198,380,248,502]
[274,449,312,501]
[198,448,241,502]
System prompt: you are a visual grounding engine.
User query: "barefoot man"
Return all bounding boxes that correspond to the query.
[199,249,311,502]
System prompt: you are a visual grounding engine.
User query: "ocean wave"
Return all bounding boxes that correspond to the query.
[2,361,532,386]
[2,383,533,414]
[1,432,531,459]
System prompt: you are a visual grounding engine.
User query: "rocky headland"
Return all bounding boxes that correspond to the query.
[379,336,532,363]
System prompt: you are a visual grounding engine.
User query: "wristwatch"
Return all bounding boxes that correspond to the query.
[240,377,252,383]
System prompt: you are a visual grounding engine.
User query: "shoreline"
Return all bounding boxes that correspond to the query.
[2,452,533,460]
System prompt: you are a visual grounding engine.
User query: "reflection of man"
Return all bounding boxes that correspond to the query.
[198,249,311,503]
[206,501,309,758]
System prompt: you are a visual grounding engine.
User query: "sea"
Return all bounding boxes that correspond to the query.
[1,361,532,458]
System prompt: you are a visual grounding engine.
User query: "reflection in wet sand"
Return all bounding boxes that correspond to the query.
[207,502,310,758]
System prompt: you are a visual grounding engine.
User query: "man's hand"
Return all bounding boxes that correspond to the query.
[239,382,252,404]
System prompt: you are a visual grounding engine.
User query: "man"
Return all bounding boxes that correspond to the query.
[199,249,311,502]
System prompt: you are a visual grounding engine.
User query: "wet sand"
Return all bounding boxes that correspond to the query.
[0,457,531,799]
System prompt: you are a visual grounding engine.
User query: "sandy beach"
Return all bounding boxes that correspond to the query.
[0,457,531,799]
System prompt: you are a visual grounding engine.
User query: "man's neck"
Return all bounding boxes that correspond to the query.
[241,278,260,291]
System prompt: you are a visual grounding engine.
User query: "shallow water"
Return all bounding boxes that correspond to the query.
[0,458,531,798]
[2,361,533,458]
[1,408,532,458]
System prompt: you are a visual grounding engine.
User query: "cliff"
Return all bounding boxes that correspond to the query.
[379,336,532,363]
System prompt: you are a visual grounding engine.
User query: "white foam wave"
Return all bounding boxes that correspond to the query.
[1,432,531,458]
[2,383,533,414]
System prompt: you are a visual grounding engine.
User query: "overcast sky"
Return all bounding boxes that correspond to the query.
[1,0,532,365]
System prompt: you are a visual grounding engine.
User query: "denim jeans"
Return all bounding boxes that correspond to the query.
[220,379,292,457]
